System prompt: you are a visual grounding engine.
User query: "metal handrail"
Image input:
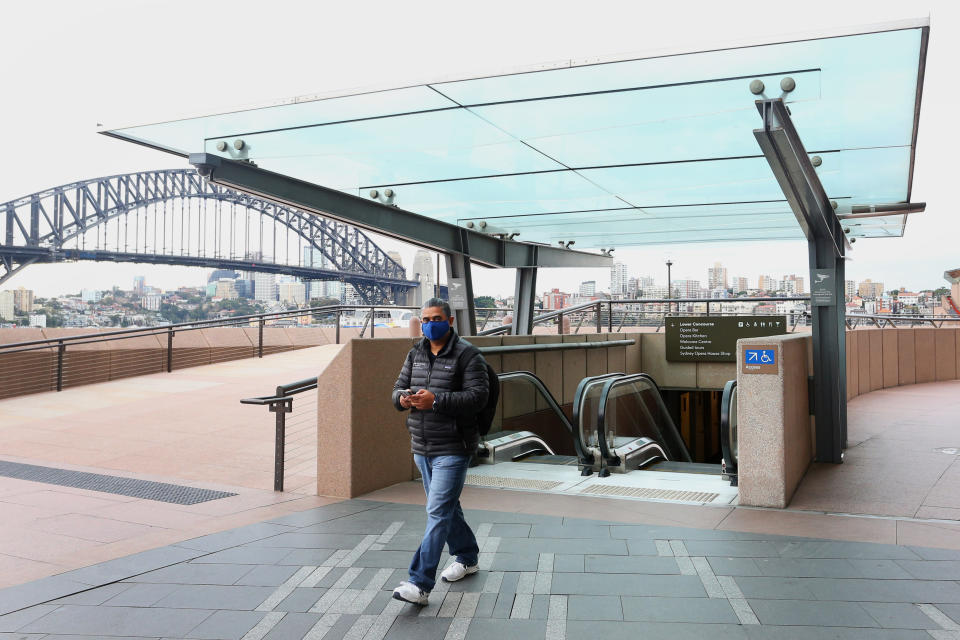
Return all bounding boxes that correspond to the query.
[572,373,624,469]
[845,313,960,329]
[595,373,692,470]
[479,297,810,336]
[496,371,587,462]
[240,377,319,491]
[0,303,419,354]
[719,379,738,487]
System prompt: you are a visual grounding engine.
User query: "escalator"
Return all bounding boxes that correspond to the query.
[478,370,699,477]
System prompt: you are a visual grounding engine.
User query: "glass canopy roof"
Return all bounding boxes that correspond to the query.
[104,22,927,249]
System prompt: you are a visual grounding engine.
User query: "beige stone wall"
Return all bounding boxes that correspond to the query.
[846,328,960,401]
[737,334,812,508]
[0,327,369,399]
[313,333,644,498]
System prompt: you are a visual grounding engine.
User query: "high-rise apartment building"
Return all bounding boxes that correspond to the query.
[845,280,856,301]
[141,293,162,310]
[673,280,700,298]
[412,250,435,306]
[732,277,749,294]
[254,272,278,302]
[0,291,14,321]
[707,262,728,290]
[858,279,885,299]
[12,287,34,313]
[543,289,570,310]
[278,280,306,305]
[610,261,628,296]
[636,276,655,295]
[214,279,239,300]
[579,281,596,297]
[133,276,145,296]
[780,275,805,295]
[757,275,777,292]
[81,289,102,303]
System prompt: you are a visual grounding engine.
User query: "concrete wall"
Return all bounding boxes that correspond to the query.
[737,334,813,508]
[0,327,396,400]
[846,328,960,401]
[312,333,645,498]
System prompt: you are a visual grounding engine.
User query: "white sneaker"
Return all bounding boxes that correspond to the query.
[392,581,429,605]
[440,561,479,583]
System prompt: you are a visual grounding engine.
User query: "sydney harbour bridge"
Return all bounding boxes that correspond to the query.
[0,169,419,303]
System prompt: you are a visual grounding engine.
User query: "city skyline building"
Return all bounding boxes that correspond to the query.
[610,261,628,296]
[732,277,749,294]
[707,262,728,290]
[579,281,596,297]
[254,272,277,302]
[278,280,306,305]
[0,291,14,321]
[858,279,885,299]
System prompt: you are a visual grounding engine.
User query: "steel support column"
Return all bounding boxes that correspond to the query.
[754,98,851,463]
[512,266,538,335]
[445,251,477,337]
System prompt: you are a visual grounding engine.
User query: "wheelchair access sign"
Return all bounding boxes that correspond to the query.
[741,345,778,374]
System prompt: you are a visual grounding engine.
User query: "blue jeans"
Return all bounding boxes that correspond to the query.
[409,454,479,592]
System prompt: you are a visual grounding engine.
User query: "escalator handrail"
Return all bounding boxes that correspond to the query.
[719,379,738,477]
[571,372,625,463]
[595,373,693,464]
[496,371,588,462]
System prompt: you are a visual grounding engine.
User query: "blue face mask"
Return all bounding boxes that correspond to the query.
[422,320,451,341]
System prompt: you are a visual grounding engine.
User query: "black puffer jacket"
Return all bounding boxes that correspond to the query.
[392,332,489,456]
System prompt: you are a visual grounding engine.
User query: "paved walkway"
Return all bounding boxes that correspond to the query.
[791,380,960,519]
[2,498,960,639]
[0,345,340,589]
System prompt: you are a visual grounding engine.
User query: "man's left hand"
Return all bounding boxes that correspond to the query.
[409,389,436,410]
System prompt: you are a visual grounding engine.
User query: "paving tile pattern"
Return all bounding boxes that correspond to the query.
[2,499,960,638]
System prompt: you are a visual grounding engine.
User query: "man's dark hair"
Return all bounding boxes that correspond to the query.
[421,298,452,318]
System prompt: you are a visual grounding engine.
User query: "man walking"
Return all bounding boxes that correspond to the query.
[390,298,490,605]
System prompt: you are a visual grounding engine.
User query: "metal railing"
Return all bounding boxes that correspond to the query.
[845,314,960,329]
[478,297,811,336]
[240,378,317,492]
[0,304,420,396]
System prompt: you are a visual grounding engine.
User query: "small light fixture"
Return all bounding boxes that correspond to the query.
[216,141,227,152]
[811,155,823,167]
[466,221,475,229]
[369,189,379,199]
[233,139,245,150]
[780,77,796,93]
[478,221,487,229]
[749,79,765,95]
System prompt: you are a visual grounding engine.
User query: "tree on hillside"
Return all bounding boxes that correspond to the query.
[474,296,496,309]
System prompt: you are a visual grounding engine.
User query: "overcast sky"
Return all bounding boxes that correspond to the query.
[1,0,956,297]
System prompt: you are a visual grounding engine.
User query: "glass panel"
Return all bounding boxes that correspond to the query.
[466,71,821,167]
[203,109,564,188]
[497,374,576,456]
[104,26,924,244]
[577,375,620,452]
[601,376,688,462]
[108,86,459,156]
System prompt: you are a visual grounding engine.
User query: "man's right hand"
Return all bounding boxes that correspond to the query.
[398,392,413,409]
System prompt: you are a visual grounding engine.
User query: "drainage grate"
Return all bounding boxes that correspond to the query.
[0,460,237,505]
[465,474,563,491]
[579,484,720,503]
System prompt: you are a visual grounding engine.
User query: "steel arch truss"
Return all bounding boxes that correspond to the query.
[0,169,417,303]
